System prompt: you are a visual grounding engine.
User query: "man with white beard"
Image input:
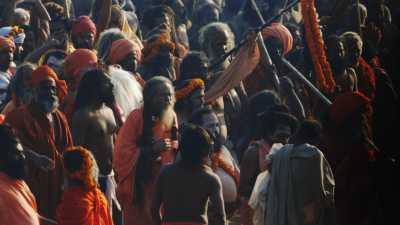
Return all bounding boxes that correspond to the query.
[5,65,73,220]
[114,76,179,225]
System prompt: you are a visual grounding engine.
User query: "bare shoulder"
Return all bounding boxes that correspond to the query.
[202,166,222,187]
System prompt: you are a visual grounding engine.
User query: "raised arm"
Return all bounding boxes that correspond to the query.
[92,0,112,39]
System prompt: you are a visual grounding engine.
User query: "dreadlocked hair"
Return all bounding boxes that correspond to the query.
[134,76,173,205]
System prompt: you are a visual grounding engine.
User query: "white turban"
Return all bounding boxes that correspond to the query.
[0,26,26,45]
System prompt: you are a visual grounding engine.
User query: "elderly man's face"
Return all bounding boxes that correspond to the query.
[208,30,229,59]
[345,39,362,67]
[201,111,220,139]
[0,49,13,72]
[151,82,175,113]
[35,79,59,113]
[119,52,138,73]
[72,32,95,50]
[327,40,346,70]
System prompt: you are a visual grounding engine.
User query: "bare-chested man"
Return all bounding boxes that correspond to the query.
[190,107,240,222]
[71,68,119,214]
[326,35,358,94]
[152,124,227,225]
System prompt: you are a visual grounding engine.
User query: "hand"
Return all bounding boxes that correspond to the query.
[152,138,172,154]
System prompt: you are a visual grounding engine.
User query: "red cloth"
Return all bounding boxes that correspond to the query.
[109,38,142,64]
[114,107,178,225]
[31,65,68,102]
[357,58,376,99]
[329,91,371,125]
[64,49,98,91]
[5,104,73,219]
[261,22,293,55]
[0,36,15,52]
[71,16,97,36]
[0,172,40,225]
[0,114,4,124]
[57,186,114,225]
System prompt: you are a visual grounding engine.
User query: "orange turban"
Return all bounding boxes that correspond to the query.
[71,16,97,36]
[65,49,98,78]
[142,33,175,64]
[329,91,371,125]
[262,22,293,55]
[109,39,142,65]
[175,79,205,100]
[31,65,68,101]
[0,36,15,52]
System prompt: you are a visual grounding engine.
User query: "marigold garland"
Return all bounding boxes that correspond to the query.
[7,26,24,39]
[142,33,175,64]
[64,147,97,190]
[175,79,205,100]
[211,151,240,186]
[301,0,336,94]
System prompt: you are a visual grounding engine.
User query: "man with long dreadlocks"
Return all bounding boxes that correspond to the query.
[114,76,179,225]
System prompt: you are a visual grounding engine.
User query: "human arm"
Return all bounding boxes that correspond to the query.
[92,0,112,40]
[209,175,227,225]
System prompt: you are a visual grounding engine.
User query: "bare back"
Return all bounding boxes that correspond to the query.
[152,163,226,225]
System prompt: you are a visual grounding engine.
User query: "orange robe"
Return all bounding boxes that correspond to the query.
[0,172,40,225]
[56,186,114,225]
[5,104,73,219]
[114,107,178,225]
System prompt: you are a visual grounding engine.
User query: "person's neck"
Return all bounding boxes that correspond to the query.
[332,65,346,77]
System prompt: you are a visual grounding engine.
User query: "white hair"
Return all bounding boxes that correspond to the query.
[198,22,235,53]
[96,28,127,62]
[340,31,363,49]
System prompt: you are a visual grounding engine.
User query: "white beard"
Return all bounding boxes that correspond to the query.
[160,105,175,130]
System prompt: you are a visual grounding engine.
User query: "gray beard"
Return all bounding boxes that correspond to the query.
[39,98,59,113]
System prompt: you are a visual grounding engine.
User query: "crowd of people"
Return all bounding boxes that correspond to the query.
[0,0,399,225]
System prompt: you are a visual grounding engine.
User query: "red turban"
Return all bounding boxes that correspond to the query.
[0,36,15,52]
[71,16,97,36]
[109,38,142,65]
[329,91,371,125]
[31,65,68,101]
[262,22,293,55]
[64,49,98,91]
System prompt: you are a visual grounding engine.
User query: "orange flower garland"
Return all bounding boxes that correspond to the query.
[175,79,205,100]
[64,147,97,190]
[211,151,240,186]
[142,33,175,64]
[301,0,336,94]
[7,26,24,39]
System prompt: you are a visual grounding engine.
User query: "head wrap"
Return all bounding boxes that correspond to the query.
[64,49,98,78]
[0,26,25,45]
[109,38,142,64]
[31,65,68,101]
[71,16,97,36]
[262,22,293,55]
[13,8,31,26]
[175,79,205,100]
[0,36,16,52]
[329,91,371,125]
[63,146,97,190]
[142,33,175,64]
